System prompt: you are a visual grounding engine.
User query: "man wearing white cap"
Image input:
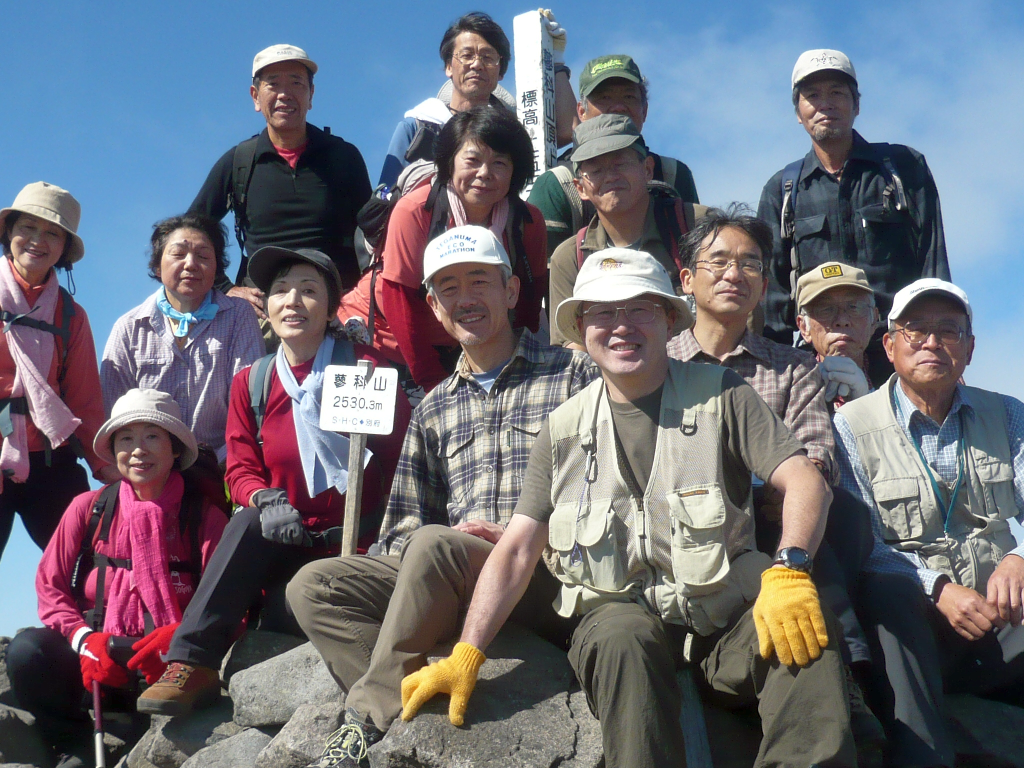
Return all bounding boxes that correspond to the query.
[190,43,371,317]
[402,249,854,768]
[757,49,949,354]
[287,225,596,767]
[835,278,1024,766]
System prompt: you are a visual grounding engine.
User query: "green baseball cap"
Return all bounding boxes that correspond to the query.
[570,114,648,165]
[579,54,643,98]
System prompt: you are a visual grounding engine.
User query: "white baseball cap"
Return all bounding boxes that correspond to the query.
[792,49,857,89]
[888,278,972,325]
[422,225,511,286]
[554,249,693,347]
[252,44,318,78]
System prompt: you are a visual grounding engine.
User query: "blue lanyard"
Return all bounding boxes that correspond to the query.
[895,392,965,533]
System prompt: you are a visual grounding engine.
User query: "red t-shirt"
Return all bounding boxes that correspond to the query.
[273,142,307,169]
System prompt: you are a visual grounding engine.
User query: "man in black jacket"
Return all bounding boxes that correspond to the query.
[190,44,371,317]
[757,49,949,349]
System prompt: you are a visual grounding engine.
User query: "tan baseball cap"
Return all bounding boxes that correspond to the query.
[0,182,85,264]
[795,262,872,311]
[252,44,318,78]
[792,49,857,88]
[554,249,692,347]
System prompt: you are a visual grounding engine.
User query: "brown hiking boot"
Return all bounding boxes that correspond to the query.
[136,662,220,715]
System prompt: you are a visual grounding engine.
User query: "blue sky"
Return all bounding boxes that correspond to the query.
[2,0,1022,635]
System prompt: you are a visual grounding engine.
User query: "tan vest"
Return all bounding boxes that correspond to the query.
[839,376,1019,589]
[545,360,771,635]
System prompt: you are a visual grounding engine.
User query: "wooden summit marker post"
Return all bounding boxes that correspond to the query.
[320,359,399,557]
[513,10,557,199]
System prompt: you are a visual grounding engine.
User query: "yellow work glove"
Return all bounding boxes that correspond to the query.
[752,567,829,667]
[401,642,486,726]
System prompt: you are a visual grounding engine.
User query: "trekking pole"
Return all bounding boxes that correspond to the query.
[92,681,106,768]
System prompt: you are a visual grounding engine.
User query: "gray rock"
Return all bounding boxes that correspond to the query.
[0,637,15,707]
[230,643,340,728]
[946,694,1024,767]
[369,625,594,768]
[0,704,47,767]
[254,701,345,768]
[221,631,306,684]
[125,695,241,768]
[0,764,39,768]
[180,728,273,768]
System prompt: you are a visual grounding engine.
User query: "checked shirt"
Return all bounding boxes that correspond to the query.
[377,329,598,556]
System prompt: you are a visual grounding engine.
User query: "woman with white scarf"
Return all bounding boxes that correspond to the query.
[6,389,228,764]
[338,105,548,397]
[0,182,119,565]
[101,213,265,461]
[136,246,410,716]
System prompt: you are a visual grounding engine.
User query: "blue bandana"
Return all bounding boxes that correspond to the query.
[155,288,219,338]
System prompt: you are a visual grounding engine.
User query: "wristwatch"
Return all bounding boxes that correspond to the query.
[773,547,812,573]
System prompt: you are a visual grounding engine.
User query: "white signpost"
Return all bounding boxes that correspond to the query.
[513,10,557,199]
[321,360,399,556]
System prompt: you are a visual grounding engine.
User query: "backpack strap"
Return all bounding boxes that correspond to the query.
[871,143,909,213]
[70,482,121,631]
[248,353,276,444]
[659,155,678,190]
[331,337,357,367]
[229,135,261,284]
[575,224,591,270]
[651,197,689,275]
[424,178,450,243]
[778,158,804,300]
[551,165,584,235]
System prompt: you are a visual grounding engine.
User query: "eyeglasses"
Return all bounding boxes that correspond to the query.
[695,259,764,278]
[453,50,501,67]
[580,300,666,327]
[806,299,875,323]
[894,320,967,347]
[577,157,643,184]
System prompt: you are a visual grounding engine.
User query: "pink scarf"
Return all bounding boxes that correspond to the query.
[446,182,509,240]
[0,259,81,486]
[103,473,187,636]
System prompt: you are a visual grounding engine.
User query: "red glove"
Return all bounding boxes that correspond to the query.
[127,623,180,685]
[79,632,130,690]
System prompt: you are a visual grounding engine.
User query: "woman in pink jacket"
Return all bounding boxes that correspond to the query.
[5,389,227,764]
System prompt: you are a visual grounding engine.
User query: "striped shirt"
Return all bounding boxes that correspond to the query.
[100,290,265,460]
[667,328,836,482]
[377,329,598,556]
[834,380,1024,596]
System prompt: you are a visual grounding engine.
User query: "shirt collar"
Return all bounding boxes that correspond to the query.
[671,326,771,365]
[800,130,875,185]
[255,123,324,158]
[892,376,973,431]
[446,328,540,392]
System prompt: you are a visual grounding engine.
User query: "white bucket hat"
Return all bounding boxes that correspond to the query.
[0,182,85,265]
[554,249,693,346]
[888,278,972,326]
[422,225,511,286]
[94,389,199,469]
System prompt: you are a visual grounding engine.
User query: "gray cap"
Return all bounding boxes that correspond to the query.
[569,114,648,165]
[247,246,341,296]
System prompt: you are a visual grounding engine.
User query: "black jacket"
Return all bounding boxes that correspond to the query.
[190,124,371,289]
[757,131,949,344]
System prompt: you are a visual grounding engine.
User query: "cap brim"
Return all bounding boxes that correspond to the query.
[581,69,641,97]
[248,245,344,294]
[798,281,872,310]
[554,290,693,347]
[571,135,644,164]
[93,411,199,470]
[888,288,971,325]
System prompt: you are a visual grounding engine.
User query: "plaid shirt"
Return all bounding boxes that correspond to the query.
[667,328,835,482]
[835,381,1024,597]
[377,330,599,555]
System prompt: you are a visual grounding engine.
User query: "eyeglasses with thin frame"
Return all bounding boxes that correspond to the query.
[806,299,875,324]
[894,320,967,347]
[577,156,643,184]
[695,258,764,278]
[453,50,501,68]
[580,300,666,328]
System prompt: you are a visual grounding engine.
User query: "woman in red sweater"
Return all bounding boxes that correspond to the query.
[339,105,548,397]
[137,246,410,716]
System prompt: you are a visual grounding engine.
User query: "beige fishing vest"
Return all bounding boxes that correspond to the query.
[546,360,771,635]
[839,377,1019,590]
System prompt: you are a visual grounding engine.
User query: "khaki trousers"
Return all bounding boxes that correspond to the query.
[568,601,855,768]
[287,524,568,731]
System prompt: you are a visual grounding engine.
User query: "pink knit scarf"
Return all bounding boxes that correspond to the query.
[0,259,81,487]
[446,183,509,240]
[103,472,187,636]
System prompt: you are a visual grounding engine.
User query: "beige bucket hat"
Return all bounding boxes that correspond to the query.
[0,182,85,265]
[94,389,199,469]
[554,249,693,347]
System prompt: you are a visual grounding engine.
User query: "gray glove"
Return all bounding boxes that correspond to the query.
[253,488,310,546]
[818,356,871,402]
